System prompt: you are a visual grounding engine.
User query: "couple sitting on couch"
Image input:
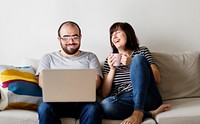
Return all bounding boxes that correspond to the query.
[36,21,171,124]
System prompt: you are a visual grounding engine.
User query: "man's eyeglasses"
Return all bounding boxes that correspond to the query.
[60,35,80,41]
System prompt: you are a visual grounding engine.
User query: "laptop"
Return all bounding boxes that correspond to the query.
[42,69,96,102]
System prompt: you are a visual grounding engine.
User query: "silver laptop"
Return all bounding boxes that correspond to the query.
[42,69,96,102]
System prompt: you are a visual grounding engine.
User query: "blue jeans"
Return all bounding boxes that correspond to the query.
[101,54,162,120]
[38,102,102,124]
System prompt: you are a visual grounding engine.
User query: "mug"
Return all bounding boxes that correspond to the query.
[113,53,121,66]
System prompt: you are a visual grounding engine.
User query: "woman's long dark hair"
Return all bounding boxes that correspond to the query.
[109,22,139,53]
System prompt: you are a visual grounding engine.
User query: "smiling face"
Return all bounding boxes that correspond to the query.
[109,22,139,53]
[58,23,82,55]
[111,28,127,51]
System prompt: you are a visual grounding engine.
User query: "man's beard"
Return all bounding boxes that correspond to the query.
[61,43,80,55]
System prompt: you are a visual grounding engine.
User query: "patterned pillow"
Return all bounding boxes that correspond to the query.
[0,65,42,111]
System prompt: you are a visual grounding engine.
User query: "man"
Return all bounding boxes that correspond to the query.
[36,21,102,124]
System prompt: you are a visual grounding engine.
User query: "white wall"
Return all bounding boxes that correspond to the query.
[1,0,200,65]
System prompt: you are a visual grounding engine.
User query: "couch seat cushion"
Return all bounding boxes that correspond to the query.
[102,118,156,124]
[0,109,38,124]
[155,98,200,124]
[0,109,77,124]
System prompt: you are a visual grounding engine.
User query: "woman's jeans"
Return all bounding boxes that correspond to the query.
[101,54,163,120]
[38,101,102,124]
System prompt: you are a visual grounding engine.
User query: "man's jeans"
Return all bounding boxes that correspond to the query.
[101,54,162,119]
[38,101,102,124]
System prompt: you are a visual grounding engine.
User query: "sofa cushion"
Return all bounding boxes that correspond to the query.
[101,118,156,124]
[0,65,42,111]
[152,51,200,100]
[0,109,38,124]
[155,98,200,124]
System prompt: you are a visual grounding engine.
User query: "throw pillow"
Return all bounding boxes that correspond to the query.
[0,65,42,111]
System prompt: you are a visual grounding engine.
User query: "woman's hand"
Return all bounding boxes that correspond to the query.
[107,53,116,70]
[121,53,132,66]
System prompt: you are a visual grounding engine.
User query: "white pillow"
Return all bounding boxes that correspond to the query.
[22,58,39,72]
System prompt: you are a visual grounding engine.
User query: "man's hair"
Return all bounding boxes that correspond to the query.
[109,22,139,53]
[57,21,81,37]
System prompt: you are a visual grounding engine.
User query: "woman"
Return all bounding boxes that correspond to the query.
[101,22,171,124]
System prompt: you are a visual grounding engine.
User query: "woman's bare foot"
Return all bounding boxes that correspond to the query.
[120,104,171,124]
[120,110,143,124]
[150,104,171,118]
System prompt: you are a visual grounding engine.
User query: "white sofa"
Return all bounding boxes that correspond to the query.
[1,50,200,124]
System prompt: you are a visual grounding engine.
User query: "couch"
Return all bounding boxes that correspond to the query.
[1,50,200,124]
